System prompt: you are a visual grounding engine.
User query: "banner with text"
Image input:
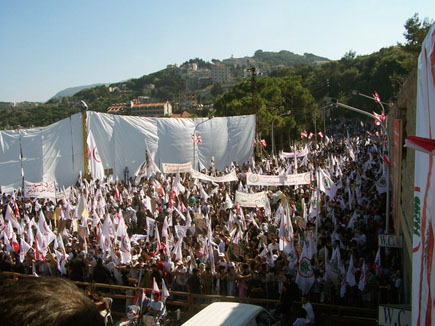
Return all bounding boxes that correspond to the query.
[279,147,309,159]
[246,172,311,186]
[235,191,265,208]
[412,23,435,326]
[24,181,56,199]
[162,162,192,174]
[191,169,238,183]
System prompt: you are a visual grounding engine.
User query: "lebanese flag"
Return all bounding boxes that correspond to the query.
[301,130,308,139]
[318,131,324,138]
[308,132,314,139]
[405,136,435,154]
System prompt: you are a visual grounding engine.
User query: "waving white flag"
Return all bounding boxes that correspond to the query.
[295,242,315,295]
[317,168,337,198]
[87,130,105,180]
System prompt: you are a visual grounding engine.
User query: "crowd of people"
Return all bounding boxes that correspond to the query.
[0,119,402,325]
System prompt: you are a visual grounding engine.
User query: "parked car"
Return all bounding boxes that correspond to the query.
[182,302,279,326]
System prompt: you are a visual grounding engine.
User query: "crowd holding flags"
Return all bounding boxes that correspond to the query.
[0,115,397,312]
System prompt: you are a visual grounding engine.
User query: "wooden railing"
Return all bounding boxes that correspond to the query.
[0,272,377,325]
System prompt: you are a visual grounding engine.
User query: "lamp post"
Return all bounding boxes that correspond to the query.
[324,97,390,232]
[271,110,291,157]
[192,115,214,171]
[351,90,389,112]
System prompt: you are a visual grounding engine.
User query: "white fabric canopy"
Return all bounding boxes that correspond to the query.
[0,112,255,192]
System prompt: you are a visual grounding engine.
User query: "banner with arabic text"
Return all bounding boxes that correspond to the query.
[191,169,238,183]
[246,172,311,186]
[162,162,192,174]
[24,181,56,199]
[235,191,265,208]
[279,147,309,158]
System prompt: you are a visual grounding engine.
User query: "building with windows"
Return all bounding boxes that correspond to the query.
[211,63,231,84]
[107,98,172,117]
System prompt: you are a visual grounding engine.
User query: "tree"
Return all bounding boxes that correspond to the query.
[210,83,224,97]
[214,75,317,147]
[402,13,433,55]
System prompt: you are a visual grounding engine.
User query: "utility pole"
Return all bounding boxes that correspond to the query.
[248,67,260,156]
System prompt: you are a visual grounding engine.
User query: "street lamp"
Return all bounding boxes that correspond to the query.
[271,110,291,157]
[324,96,390,231]
[192,115,214,170]
[351,90,389,113]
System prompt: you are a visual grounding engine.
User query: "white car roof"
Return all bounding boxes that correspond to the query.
[182,302,264,326]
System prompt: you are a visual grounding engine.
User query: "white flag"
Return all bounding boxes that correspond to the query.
[346,254,356,287]
[317,168,337,198]
[358,260,367,291]
[87,130,105,180]
[295,242,315,295]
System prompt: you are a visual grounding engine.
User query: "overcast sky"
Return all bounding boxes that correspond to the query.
[0,0,434,102]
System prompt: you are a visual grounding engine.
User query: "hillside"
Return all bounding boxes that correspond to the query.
[50,83,110,100]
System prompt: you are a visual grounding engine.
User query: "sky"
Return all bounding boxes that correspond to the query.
[0,0,434,103]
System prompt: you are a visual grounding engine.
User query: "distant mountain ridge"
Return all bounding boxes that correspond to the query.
[50,83,110,100]
[48,50,329,101]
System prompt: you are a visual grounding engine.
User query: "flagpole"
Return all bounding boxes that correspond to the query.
[80,101,90,180]
[315,170,320,234]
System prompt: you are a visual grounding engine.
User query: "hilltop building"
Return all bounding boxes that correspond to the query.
[107,97,172,117]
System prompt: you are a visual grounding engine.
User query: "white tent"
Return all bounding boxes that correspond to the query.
[0,111,255,192]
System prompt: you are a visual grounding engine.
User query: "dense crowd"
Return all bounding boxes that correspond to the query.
[0,119,402,324]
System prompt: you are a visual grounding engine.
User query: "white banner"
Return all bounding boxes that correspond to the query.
[280,147,309,158]
[379,305,411,326]
[413,23,435,326]
[246,172,311,186]
[191,169,238,183]
[162,162,192,174]
[235,191,265,208]
[24,181,56,199]
[378,234,403,248]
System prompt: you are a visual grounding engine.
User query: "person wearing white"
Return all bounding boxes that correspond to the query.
[147,294,164,317]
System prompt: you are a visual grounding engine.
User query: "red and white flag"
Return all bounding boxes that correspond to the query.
[161,279,170,302]
[318,131,324,138]
[308,132,314,139]
[152,277,160,294]
[300,130,308,139]
[373,90,381,104]
[87,130,105,180]
[260,139,267,147]
[373,111,386,126]
[405,136,435,155]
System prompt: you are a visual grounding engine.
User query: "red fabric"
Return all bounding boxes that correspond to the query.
[406,136,435,154]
